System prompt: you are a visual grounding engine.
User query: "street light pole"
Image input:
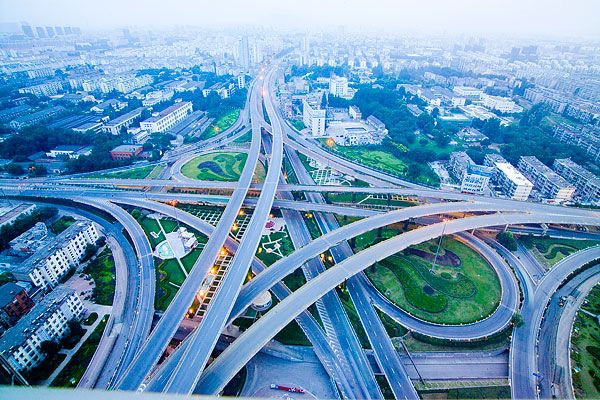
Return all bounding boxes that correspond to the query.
[430,218,447,273]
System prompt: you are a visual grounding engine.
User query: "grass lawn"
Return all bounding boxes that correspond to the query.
[180,151,266,182]
[420,386,511,399]
[83,248,115,306]
[203,109,240,139]
[290,119,305,131]
[520,236,599,268]
[155,258,184,311]
[233,130,252,143]
[146,165,165,179]
[365,238,502,324]
[256,227,295,266]
[88,165,158,179]
[571,284,600,398]
[83,312,98,326]
[51,315,109,387]
[50,216,76,234]
[319,140,440,187]
[139,217,165,247]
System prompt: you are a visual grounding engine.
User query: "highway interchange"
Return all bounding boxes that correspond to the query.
[3,61,600,398]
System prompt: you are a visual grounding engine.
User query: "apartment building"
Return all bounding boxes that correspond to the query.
[553,158,600,204]
[329,75,349,97]
[493,162,533,201]
[140,101,193,133]
[302,98,326,136]
[0,288,84,372]
[518,156,576,202]
[448,152,493,194]
[18,81,64,97]
[12,222,100,289]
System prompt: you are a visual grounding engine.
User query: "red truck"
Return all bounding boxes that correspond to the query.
[270,384,305,394]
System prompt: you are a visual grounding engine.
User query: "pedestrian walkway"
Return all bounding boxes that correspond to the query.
[40,310,109,386]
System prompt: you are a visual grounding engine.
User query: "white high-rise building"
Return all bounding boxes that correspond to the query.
[329,76,348,97]
[237,74,246,89]
[239,36,250,72]
[302,99,326,136]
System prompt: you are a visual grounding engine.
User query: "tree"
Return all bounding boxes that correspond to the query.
[407,163,423,179]
[28,163,47,177]
[497,231,518,251]
[512,312,525,327]
[4,163,24,176]
[40,340,60,357]
[416,113,435,134]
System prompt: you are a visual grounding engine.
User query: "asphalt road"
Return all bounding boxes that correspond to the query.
[115,75,265,391]
[162,64,284,395]
[510,246,600,399]
[197,212,600,393]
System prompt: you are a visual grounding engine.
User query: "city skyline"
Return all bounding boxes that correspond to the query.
[1,0,599,38]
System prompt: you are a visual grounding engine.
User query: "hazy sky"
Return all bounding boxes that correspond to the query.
[1,0,599,38]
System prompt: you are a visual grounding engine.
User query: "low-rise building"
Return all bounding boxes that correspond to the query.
[480,94,523,114]
[0,288,84,372]
[9,106,65,130]
[0,105,32,123]
[326,120,387,146]
[110,145,143,160]
[102,107,144,135]
[0,283,34,328]
[0,203,36,229]
[553,158,600,204]
[11,221,100,289]
[90,99,127,113]
[518,156,575,202]
[140,102,193,133]
[453,86,483,100]
[46,145,91,159]
[456,127,488,143]
[72,121,102,134]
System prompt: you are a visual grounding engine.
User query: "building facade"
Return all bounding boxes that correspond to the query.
[140,101,193,133]
[0,288,84,372]
[553,158,600,204]
[12,222,100,289]
[518,156,576,202]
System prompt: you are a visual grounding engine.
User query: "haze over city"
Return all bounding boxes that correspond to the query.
[0,2,599,400]
[2,0,600,37]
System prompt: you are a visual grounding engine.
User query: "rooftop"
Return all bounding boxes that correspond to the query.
[555,158,600,185]
[0,282,26,309]
[111,144,143,153]
[143,102,191,123]
[104,107,145,127]
[0,287,76,355]
[496,162,533,187]
[13,221,93,277]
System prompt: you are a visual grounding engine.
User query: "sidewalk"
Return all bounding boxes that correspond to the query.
[40,308,109,386]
